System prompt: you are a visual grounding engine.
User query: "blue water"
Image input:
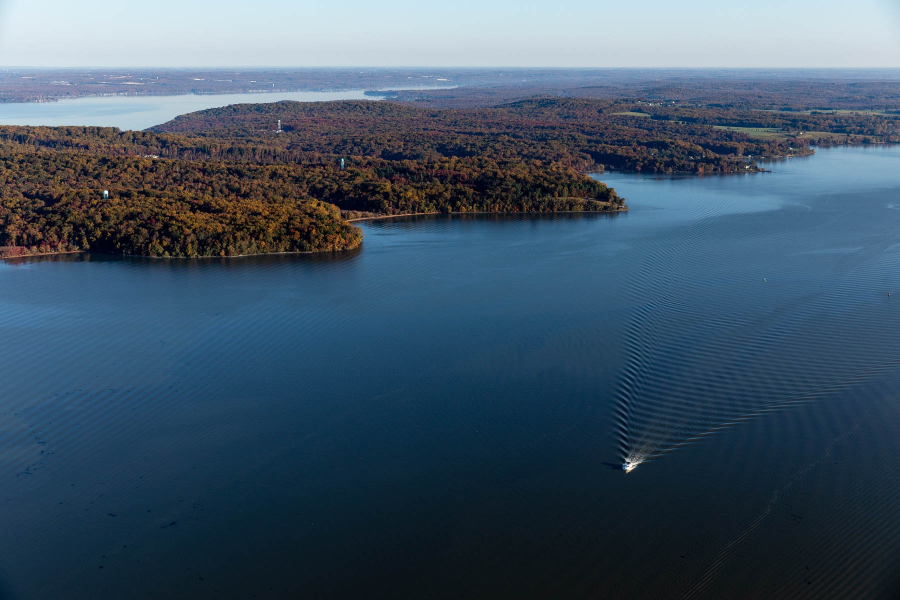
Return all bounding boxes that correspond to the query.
[0,145,899,598]
[0,90,388,130]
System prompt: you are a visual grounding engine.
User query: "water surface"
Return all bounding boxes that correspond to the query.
[0,89,398,130]
[0,146,899,598]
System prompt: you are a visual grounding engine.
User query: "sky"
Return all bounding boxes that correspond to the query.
[1,0,899,68]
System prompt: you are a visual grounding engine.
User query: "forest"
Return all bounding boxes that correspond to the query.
[0,110,623,259]
[149,99,780,174]
[4,75,900,260]
[151,97,900,173]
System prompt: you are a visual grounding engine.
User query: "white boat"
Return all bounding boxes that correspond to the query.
[622,461,638,473]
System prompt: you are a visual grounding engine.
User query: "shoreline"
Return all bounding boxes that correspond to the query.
[347,211,441,222]
[347,205,628,223]
[0,249,84,262]
[2,208,628,262]
[1,248,357,263]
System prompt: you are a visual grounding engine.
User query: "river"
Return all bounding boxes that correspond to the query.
[0,89,426,130]
[0,145,899,598]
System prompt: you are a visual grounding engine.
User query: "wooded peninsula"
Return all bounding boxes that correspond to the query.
[1,100,630,259]
[3,73,900,259]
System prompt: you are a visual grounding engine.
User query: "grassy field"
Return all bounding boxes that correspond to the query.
[713,125,785,139]
[757,108,895,116]
[606,109,862,143]
[797,130,850,141]
[712,125,850,142]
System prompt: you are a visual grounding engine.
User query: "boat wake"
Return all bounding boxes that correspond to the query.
[614,189,900,471]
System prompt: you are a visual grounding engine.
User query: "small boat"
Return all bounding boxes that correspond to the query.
[622,461,638,473]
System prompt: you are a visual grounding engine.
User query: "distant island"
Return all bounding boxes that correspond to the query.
[2,72,900,260]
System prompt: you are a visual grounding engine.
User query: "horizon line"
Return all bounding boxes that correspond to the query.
[2,65,900,71]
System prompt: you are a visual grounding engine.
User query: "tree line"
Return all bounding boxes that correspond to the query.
[0,118,623,258]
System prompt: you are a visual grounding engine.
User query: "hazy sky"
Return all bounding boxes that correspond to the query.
[1,0,899,67]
